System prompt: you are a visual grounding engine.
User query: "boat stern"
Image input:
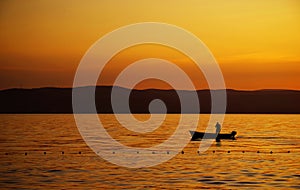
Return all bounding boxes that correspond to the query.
[189,130,195,137]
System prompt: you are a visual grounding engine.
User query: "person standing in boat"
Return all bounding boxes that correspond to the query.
[215,122,221,134]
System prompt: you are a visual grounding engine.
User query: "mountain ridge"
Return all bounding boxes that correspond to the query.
[0,86,299,114]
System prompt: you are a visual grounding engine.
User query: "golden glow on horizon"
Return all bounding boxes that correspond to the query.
[0,0,300,90]
[98,44,208,90]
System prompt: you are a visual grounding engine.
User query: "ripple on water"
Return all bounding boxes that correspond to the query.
[197,179,214,183]
[47,169,63,173]
[202,176,214,179]
[66,180,86,183]
[230,180,264,188]
[262,173,276,177]
[5,169,17,174]
[40,179,55,183]
[281,175,293,178]
[207,181,227,185]
[236,181,262,185]
[291,185,300,189]
[274,178,288,181]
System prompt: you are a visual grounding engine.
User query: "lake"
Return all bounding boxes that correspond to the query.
[0,114,299,189]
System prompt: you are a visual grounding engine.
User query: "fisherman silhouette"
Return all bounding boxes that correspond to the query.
[215,122,221,134]
[215,122,222,142]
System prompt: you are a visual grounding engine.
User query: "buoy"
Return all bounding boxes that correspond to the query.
[62,151,64,155]
[197,151,200,154]
[79,151,81,154]
[227,151,230,153]
[212,150,215,153]
[257,151,260,153]
[270,151,273,154]
[181,150,184,154]
[288,151,290,153]
[242,151,245,153]
[44,152,46,155]
[25,152,27,155]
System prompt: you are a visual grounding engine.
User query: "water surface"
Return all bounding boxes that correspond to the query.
[0,114,299,189]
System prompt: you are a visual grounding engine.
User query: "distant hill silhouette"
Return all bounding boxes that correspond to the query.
[0,86,299,113]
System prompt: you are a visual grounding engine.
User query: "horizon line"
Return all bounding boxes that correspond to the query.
[1,85,300,92]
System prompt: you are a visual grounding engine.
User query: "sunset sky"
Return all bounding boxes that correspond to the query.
[0,0,299,90]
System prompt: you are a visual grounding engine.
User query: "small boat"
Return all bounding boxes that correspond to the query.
[190,130,237,141]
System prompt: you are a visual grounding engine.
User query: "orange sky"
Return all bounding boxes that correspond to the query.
[0,0,300,90]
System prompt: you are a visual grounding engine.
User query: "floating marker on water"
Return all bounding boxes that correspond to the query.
[2,149,297,156]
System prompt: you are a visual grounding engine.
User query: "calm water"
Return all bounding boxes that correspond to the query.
[0,114,299,189]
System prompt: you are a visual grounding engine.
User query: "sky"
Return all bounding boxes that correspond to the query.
[0,0,300,90]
